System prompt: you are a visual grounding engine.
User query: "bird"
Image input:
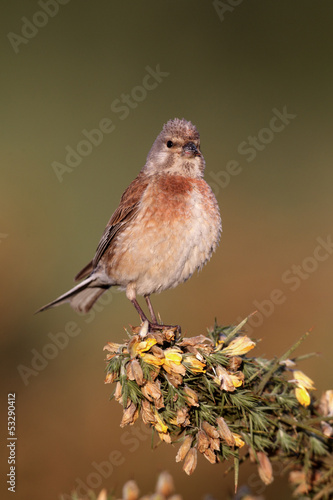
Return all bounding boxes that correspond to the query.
[37,118,222,330]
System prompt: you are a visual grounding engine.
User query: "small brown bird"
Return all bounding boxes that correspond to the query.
[38,118,222,329]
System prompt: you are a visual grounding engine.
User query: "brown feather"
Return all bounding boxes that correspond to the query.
[74,260,93,281]
[74,172,149,281]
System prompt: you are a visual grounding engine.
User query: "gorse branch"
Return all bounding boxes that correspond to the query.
[104,316,333,499]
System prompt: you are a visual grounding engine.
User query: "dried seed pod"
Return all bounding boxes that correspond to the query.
[121,401,138,427]
[176,435,193,462]
[155,471,175,497]
[183,346,200,357]
[138,320,149,339]
[150,366,160,381]
[203,447,217,464]
[103,342,123,353]
[159,432,172,443]
[114,381,122,402]
[216,417,235,446]
[197,430,210,453]
[96,489,108,500]
[202,421,219,439]
[151,345,165,359]
[179,335,206,346]
[154,395,165,410]
[104,371,117,384]
[164,328,177,342]
[141,400,156,425]
[216,366,236,392]
[289,470,308,491]
[227,355,243,371]
[257,452,274,485]
[130,359,144,385]
[321,421,333,437]
[184,386,199,407]
[122,479,139,500]
[149,331,165,344]
[182,447,197,475]
[248,447,256,463]
[176,407,189,426]
[142,381,163,402]
[209,437,221,452]
[165,372,183,388]
[319,389,333,417]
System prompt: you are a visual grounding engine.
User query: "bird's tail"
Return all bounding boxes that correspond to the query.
[36,276,110,314]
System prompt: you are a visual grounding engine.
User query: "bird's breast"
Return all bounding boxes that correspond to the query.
[108,174,221,295]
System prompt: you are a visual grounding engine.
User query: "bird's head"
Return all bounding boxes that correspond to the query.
[144,118,205,178]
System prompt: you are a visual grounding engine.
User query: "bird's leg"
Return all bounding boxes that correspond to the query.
[144,295,181,334]
[131,298,150,323]
[144,295,157,324]
[130,298,181,335]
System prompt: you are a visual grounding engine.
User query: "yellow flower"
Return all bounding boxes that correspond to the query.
[295,386,311,407]
[214,366,242,392]
[168,416,179,426]
[140,353,164,366]
[164,347,183,365]
[229,373,243,388]
[222,336,255,356]
[293,370,316,390]
[292,370,316,407]
[129,336,158,357]
[154,411,168,434]
[162,347,186,375]
[232,433,245,448]
[136,338,157,354]
[183,355,206,373]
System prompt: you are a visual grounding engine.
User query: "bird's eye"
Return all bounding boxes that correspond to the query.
[166,140,173,148]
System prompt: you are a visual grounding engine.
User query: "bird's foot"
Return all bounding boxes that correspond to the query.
[148,321,181,335]
[134,319,181,339]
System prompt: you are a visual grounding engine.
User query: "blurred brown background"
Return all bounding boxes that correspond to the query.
[1,1,333,499]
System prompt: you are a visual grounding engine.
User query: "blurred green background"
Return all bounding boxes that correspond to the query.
[1,1,333,499]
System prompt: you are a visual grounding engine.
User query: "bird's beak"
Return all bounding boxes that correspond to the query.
[183,142,200,157]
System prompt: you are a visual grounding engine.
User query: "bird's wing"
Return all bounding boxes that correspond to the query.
[74,173,149,282]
